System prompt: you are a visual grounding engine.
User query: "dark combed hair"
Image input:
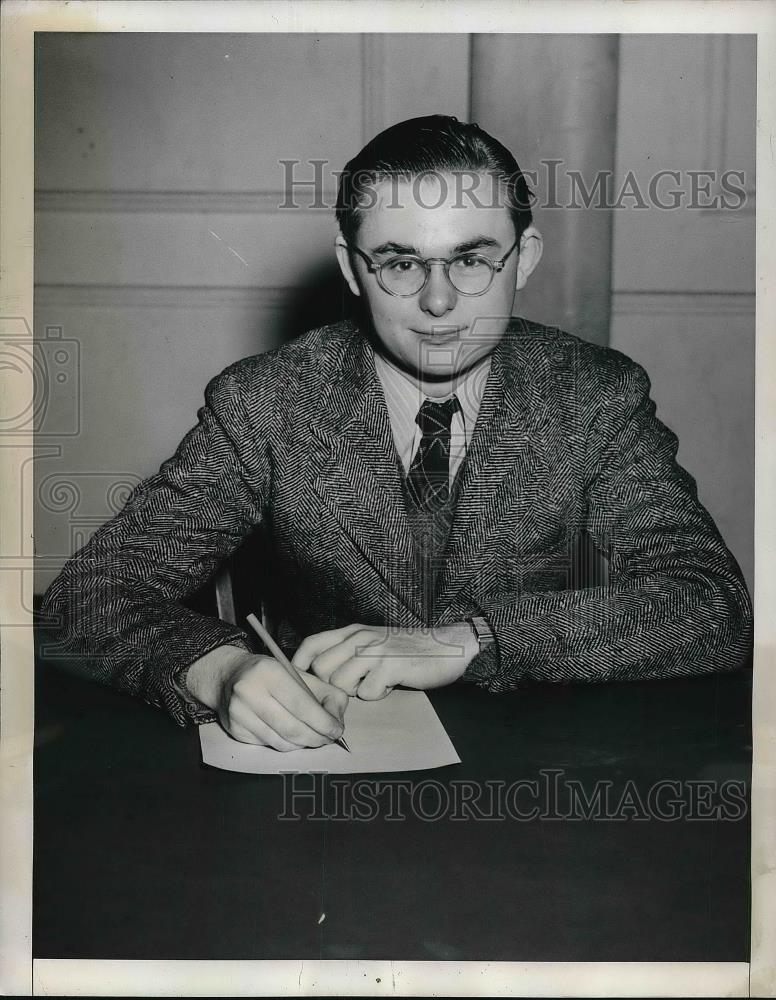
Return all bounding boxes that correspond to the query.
[335,114,534,243]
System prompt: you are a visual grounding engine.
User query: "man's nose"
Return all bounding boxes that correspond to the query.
[418,262,457,316]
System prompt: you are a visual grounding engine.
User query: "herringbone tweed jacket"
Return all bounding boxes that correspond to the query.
[42,318,753,726]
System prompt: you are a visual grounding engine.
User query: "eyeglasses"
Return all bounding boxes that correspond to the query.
[346,238,520,297]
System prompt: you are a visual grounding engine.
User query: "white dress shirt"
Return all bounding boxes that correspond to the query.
[373,350,492,484]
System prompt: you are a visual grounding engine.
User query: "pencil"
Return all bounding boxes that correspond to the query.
[246,613,350,752]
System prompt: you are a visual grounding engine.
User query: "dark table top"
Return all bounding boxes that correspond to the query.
[33,642,751,962]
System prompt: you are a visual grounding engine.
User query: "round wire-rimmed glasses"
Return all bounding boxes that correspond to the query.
[346,238,520,297]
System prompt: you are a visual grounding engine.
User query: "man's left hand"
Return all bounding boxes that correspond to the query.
[291,623,478,700]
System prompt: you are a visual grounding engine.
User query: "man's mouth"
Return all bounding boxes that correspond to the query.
[411,326,466,341]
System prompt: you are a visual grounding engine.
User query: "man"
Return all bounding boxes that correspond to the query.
[42,115,752,751]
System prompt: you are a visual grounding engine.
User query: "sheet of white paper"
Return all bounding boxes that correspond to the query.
[199,689,461,774]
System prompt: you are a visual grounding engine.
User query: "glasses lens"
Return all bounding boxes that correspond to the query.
[379,257,427,295]
[448,254,494,294]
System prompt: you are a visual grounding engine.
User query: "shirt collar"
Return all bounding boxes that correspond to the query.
[373,347,492,453]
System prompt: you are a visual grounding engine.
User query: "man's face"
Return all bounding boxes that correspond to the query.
[335,172,541,382]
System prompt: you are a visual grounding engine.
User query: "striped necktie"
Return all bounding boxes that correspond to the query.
[406,396,461,513]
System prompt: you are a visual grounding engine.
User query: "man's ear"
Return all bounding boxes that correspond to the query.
[334,233,361,297]
[515,225,543,291]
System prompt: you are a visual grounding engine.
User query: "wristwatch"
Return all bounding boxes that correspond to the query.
[467,615,496,655]
[172,662,206,717]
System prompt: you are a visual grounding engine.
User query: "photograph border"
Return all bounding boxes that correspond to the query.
[1,1,773,996]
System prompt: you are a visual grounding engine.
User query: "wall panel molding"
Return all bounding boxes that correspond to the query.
[361,34,387,143]
[35,284,289,310]
[35,191,321,215]
[703,35,730,175]
[612,291,755,318]
[35,210,340,288]
[471,34,619,345]
[701,34,756,214]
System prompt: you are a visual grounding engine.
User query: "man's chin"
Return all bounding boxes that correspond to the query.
[414,348,490,381]
[368,331,489,385]
[414,366,460,382]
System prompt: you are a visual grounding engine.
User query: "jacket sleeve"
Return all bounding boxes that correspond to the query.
[463,355,753,689]
[40,362,271,725]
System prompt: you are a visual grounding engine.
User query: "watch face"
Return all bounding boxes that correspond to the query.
[470,616,495,649]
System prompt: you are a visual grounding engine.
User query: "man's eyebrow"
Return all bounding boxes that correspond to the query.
[369,236,502,257]
[369,241,418,256]
[453,236,501,254]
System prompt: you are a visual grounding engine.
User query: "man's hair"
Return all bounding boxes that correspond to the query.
[335,114,534,244]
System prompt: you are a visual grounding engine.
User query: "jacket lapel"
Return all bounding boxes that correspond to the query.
[308,334,423,623]
[435,328,547,617]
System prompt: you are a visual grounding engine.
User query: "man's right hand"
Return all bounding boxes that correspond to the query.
[184,645,348,750]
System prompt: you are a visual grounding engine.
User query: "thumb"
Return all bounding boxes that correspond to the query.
[321,685,349,722]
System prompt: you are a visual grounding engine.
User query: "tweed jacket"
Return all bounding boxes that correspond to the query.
[42,318,753,726]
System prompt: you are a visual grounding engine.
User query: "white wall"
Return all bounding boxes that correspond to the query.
[33,33,754,595]
[33,33,469,590]
[610,35,755,590]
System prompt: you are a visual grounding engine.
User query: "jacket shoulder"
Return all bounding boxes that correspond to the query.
[202,321,358,407]
[508,317,652,400]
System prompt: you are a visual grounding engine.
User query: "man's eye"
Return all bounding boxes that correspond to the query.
[454,255,487,270]
[385,258,423,273]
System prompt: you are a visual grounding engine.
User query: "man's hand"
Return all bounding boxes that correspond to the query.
[185,645,348,750]
[291,624,478,700]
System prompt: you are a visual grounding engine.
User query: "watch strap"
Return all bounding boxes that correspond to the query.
[467,615,496,653]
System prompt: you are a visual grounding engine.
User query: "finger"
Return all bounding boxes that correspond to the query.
[225,720,263,745]
[226,701,302,751]
[292,623,369,671]
[266,675,345,743]
[356,668,395,701]
[322,686,349,722]
[304,675,349,721]
[234,660,343,744]
[328,654,376,697]
[254,694,339,748]
[309,628,384,682]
